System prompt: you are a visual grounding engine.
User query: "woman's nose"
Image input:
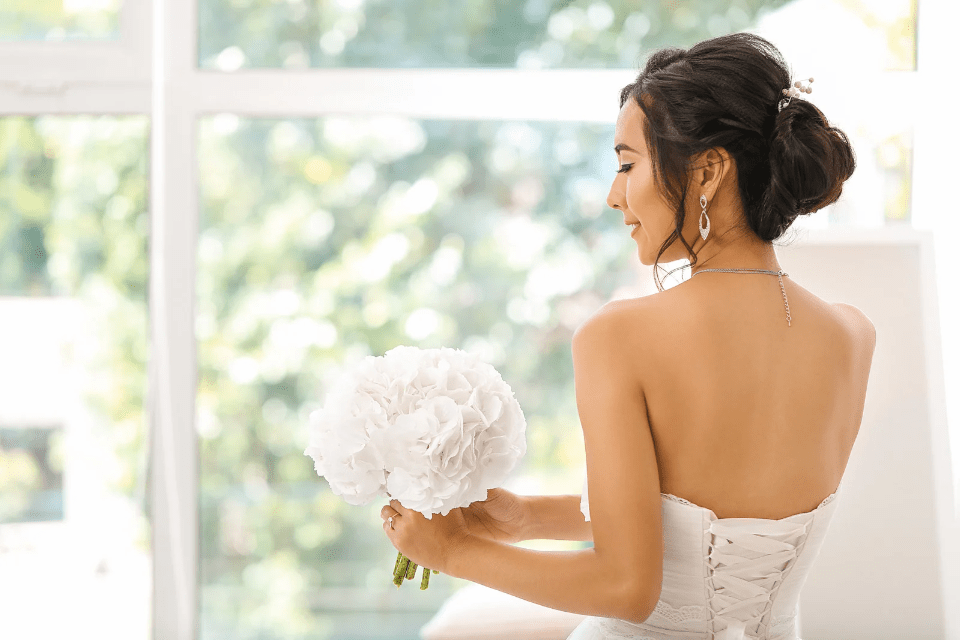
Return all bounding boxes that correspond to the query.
[606,182,622,211]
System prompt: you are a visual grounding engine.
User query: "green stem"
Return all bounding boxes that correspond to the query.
[391,552,439,590]
[393,551,403,576]
[420,566,430,590]
[393,554,409,588]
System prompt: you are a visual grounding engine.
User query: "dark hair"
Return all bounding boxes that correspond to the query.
[619,32,857,291]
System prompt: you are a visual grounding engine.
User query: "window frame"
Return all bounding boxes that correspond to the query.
[2,0,955,638]
[0,0,151,87]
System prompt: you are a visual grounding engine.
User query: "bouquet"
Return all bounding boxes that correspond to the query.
[304,345,527,589]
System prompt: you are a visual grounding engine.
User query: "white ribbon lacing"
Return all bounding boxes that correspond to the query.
[705,518,809,640]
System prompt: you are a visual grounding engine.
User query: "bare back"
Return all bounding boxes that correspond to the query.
[626,274,874,520]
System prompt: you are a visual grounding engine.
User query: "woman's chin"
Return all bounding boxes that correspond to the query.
[631,235,647,262]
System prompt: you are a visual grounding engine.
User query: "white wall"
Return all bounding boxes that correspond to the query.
[778,227,959,640]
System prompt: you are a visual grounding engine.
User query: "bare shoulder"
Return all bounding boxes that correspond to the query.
[595,295,648,317]
[574,296,653,338]
[832,302,877,353]
[571,297,656,369]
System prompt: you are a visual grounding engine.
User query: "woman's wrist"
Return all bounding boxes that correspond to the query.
[520,493,593,543]
[517,494,536,542]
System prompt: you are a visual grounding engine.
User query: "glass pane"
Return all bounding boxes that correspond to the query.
[0,116,150,638]
[197,115,620,639]
[0,0,122,41]
[197,0,916,70]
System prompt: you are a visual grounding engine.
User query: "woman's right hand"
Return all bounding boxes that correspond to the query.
[459,487,529,545]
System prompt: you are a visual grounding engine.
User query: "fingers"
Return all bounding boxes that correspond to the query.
[381,499,408,523]
[381,504,400,522]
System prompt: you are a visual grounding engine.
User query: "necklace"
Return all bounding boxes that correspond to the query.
[690,268,792,327]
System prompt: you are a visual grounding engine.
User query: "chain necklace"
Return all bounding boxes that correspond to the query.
[690,268,792,327]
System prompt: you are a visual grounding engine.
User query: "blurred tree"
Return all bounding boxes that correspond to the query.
[0,0,121,41]
[199,0,800,69]
[197,115,629,638]
[0,115,150,535]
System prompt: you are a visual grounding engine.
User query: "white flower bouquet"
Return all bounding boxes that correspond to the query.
[304,345,527,589]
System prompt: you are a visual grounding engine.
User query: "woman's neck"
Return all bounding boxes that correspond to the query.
[688,238,782,277]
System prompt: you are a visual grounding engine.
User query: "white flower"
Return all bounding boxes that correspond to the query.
[305,346,527,517]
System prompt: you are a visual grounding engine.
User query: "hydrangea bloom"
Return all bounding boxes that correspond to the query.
[304,346,527,519]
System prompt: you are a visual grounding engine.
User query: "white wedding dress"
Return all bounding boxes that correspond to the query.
[567,473,842,640]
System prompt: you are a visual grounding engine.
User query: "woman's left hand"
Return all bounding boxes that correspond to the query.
[381,499,472,576]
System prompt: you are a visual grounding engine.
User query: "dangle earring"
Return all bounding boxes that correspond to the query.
[699,194,710,241]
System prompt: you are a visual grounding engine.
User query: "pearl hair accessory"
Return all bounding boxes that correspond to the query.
[778,77,814,112]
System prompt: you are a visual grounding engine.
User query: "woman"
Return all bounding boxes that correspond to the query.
[385,32,875,639]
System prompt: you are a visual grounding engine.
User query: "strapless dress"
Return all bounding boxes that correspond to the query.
[568,473,842,640]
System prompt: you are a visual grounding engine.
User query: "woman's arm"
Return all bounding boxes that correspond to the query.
[520,494,593,543]
[444,495,647,623]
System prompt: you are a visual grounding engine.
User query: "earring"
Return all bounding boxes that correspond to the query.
[699,194,710,241]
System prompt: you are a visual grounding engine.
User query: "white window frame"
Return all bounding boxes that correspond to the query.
[0,0,151,92]
[1,0,957,638]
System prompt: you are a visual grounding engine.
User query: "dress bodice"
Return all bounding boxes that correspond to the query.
[570,473,842,640]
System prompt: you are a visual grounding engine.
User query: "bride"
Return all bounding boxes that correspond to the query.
[383,32,875,640]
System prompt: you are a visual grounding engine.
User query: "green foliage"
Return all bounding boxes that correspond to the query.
[196,115,636,636]
[0,117,150,516]
[0,0,121,40]
[199,0,794,69]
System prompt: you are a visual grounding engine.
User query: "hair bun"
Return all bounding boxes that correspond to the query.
[762,100,856,234]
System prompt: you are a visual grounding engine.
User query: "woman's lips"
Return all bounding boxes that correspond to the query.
[630,223,641,237]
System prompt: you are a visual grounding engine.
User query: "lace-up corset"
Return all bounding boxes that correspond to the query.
[570,474,842,640]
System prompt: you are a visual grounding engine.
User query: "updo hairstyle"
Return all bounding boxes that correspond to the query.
[620,32,857,291]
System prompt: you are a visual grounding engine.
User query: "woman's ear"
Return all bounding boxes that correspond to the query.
[690,147,731,200]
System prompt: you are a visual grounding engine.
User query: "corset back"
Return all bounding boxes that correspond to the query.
[572,473,842,640]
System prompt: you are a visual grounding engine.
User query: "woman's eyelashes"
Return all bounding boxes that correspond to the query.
[617,163,634,174]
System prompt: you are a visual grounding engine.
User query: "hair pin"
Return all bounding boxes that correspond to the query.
[778,77,814,112]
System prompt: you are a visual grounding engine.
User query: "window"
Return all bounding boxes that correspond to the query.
[1,0,123,41]
[196,0,916,71]
[196,116,619,637]
[5,1,952,639]
[0,115,150,638]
